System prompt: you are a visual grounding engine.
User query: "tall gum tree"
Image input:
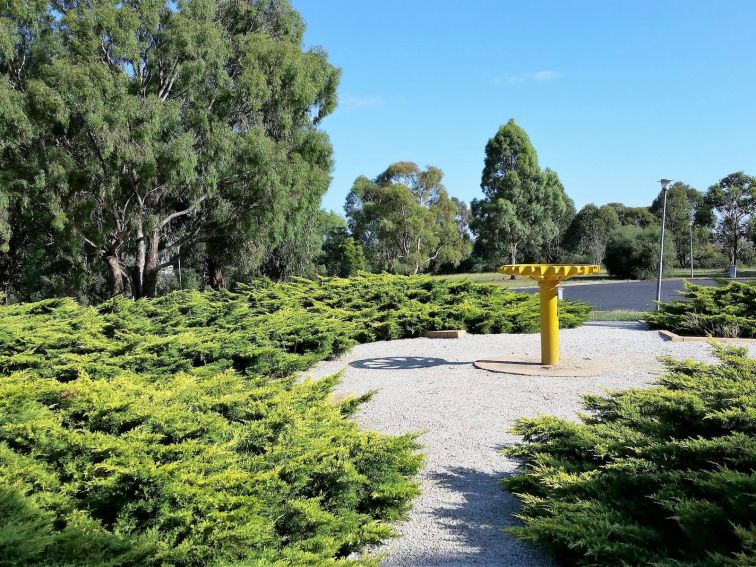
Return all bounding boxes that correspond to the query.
[346,162,471,275]
[563,204,620,265]
[0,0,338,298]
[705,172,756,267]
[471,119,573,269]
[650,181,710,268]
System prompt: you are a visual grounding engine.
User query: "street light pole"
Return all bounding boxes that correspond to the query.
[656,179,672,310]
[689,220,694,279]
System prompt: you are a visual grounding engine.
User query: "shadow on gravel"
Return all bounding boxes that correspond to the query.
[420,466,553,567]
[350,356,471,370]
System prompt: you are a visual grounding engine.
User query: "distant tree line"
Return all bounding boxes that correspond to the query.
[2,2,754,303]
[327,119,756,281]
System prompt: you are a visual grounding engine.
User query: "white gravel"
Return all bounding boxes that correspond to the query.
[306,323,756,567]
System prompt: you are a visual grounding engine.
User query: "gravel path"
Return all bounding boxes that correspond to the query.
[306,323,755,567]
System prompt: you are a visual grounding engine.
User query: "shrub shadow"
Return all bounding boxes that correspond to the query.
[400,466,553,567]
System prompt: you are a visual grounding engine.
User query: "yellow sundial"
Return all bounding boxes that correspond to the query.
[499,264,600,281]
[499,264,600,365]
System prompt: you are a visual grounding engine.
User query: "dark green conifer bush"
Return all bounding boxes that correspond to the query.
[503,345,756,566]
[646,281,756,338]
[0,274,590,566]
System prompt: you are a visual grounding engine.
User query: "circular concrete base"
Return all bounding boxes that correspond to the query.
[474,354,621,377]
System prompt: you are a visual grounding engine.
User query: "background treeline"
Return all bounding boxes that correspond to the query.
[324,120,756,282]
[2,1,755,305]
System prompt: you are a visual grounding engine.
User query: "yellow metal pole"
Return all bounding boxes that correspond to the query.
[497,265,599,366]
[538,280,560,365]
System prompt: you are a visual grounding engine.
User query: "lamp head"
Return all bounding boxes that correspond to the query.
[659,179,673,191]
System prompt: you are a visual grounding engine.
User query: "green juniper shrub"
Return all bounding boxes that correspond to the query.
[646,280,756,338]
[503,345,756,566]
[0,274,590,566]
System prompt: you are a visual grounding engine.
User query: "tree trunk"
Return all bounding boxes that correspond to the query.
[730,212,742,266]
[105,254,125,296]
[207,255,225,289]
[732,230,738,266]
[142,229,161,298]
[132,222,146,298]
[131,223,164,299]
[204,234,228,289]
[509,243,517,279]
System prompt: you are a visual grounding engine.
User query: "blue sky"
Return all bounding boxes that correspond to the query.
[295,0,756,214]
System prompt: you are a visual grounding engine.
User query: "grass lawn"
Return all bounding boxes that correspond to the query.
[588,310,649,321]
[667,266,756,278]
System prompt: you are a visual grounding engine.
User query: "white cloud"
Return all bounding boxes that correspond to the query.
[533,70,561,81]
[494,70,563,85]
[340,93,386,110]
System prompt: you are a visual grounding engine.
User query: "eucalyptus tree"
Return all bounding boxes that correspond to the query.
[563,204,620,265]
[471,119,573,268]
[0,0,338,298]
[650,182,710,267]
[319,214,366,278]
[538,168,575,262]
[705,172,756,266]
[605,203,657,227]
[346,162,471,275]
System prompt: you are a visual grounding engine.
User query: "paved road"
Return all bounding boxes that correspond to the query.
[517,278,722,311]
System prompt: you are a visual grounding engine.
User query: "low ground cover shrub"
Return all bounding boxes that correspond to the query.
[646,280,756,338]
[0,274,590,566]
[503,345,756,566]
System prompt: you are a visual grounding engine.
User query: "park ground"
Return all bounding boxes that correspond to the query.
[308,323,756,566]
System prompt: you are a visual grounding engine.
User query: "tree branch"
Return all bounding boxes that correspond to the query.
[160,224,204,252]
[50,0,67,15]
[158,259,177,270]
[159,195,207,229]
[158,59,180,100]
[85,126,108,172]
[79,233,102,252]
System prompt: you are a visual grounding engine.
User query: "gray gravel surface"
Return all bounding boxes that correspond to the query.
[306,323,756,567]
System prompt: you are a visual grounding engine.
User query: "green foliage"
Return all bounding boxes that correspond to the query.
[503,345,756,566]
[346,162,471,275]
[705,172,756,266]
[563,204,620,264]
[646,280,756,338]
[0,0,338,299]
[650,182,711,268]
[320,225,365,278]
[605,203,657,228]
[0,274,590,565]
[471,119,574,268]
[604,225,674,279]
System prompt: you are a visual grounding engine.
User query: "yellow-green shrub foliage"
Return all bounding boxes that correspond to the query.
[646,280,756,338]
[503,345,756,566]
[0,274,590,566]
